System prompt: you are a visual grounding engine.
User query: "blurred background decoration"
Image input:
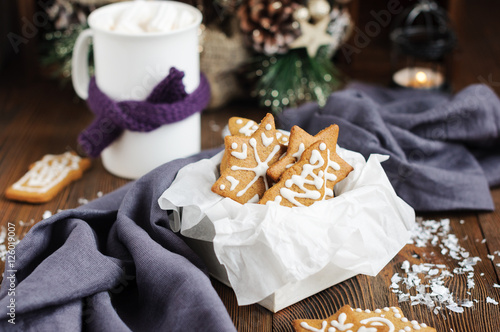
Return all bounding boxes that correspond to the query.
[32,0,353,112]
[390,0,456,91]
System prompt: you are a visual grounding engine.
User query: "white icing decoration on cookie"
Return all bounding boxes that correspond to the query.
[231,143,248,159]
[220,184,225,190]
[358,327,378,332]
[11,152,81,194]
[330,313,354,331]
[285,142,306,169]
[276,132,282,139]
[231,142,238,149]
[236,119,243,124]
[261,132,274,147]
[280,148,332,207]
[319,143,327,151]
[300,321,327,332]
[359,317,395,332]
[239,120,257,136]
[226,176,239,191]
[293,143,306,160]
[265,195,282,205]
[265,124,272,130]
[231,137,280,197]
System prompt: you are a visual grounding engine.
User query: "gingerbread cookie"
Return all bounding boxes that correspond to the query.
[212,114,286,204]
[5,152,91,203]
[267,124,351,184]
[228,116,290,145]
[293,305,436,332]
[259,141,330,207]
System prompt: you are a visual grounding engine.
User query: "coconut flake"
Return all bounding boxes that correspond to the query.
[486,297,498,305]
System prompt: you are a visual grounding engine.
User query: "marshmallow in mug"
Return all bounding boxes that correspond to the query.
[95,1,196,34]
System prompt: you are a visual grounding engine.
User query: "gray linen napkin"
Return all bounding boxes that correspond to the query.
[277,83,500,211]
[0,149,235,332]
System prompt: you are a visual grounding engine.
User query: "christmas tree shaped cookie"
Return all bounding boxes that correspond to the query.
[260,140,332,207]
[213,113,286,204]
[293,305,436,332]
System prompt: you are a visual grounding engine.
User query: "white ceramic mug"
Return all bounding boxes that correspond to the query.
[72,1,203,179]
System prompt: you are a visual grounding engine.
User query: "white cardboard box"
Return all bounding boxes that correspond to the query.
[185,237,358,313]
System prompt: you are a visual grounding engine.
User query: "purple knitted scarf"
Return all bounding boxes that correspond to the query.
[78,67,210,157]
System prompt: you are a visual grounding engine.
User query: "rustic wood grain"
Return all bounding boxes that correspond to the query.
[1,0,500,331]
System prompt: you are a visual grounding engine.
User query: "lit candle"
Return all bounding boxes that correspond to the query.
[393,67,444,90]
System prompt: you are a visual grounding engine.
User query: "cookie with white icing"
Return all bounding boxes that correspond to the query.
[228,116,290,146]
[212,113,286,204]
[5,151,91,203]
[293,305,436,332]
[267,124,352,197]
[259,140,332,207]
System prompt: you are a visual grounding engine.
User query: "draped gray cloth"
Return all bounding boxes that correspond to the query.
[277,83,500,211]
[0,149,235,332]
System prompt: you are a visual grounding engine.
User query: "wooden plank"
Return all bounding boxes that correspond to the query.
[478,188,500,281]
[213,280,273,332]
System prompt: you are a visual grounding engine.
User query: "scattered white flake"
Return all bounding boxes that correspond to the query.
[97,191,103,198]
[394,218,492,316]
[428,269,439,276]
[78,197,89,205]
[487,254,495,260]
[401,260,410,272]
[459,220,465,224]
[486,297,498,305]
[497,264,500,267]
[43,210,53,219]
[493,284,500,288]
[446,304,464,313]
[19,219,35,226]
[467,278,475,289]
[481,239,487,244]
[461,300,474,308]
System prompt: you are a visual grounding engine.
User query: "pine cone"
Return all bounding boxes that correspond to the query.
[238,0,302,55]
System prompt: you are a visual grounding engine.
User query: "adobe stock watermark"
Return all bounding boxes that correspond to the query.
[340,0,412,64]
[7,0,53,54]
[5,223,18,325]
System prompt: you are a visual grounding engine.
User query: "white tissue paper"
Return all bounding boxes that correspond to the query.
[158,146,415,310]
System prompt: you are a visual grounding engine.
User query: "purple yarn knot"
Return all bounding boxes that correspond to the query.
[78,67,210,157]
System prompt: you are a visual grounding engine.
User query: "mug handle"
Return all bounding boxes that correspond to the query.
[71,29,94,100]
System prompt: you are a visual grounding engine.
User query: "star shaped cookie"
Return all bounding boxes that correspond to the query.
[213,113,286,204]
[267,124,352,200]
[228,116,290,146]
[293,305,436,332]
[259,140,330,207]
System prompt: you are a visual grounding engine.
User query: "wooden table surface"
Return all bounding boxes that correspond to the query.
[1,1,500,331]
